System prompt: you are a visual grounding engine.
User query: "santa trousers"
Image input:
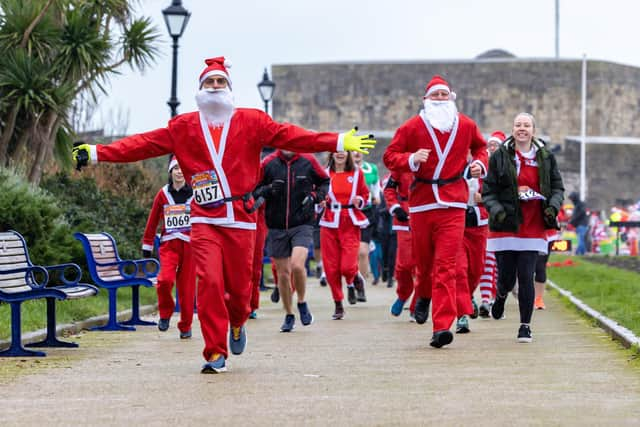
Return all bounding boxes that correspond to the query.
[191,223,255,361]
[320,223,360,302]
[250,217,268,312]
[455,225,488,317]
[395,229,416,302]
[479,251,497,303]
[157,239,195,333]
[411,208,465,332]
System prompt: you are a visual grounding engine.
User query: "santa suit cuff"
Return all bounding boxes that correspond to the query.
[389,203,401,214]
[336,133,345,152]
[354,196,365,209]
[408,154,420,172]
[142,243,154,251]
[463,159,487,179]
[89,145,99,165]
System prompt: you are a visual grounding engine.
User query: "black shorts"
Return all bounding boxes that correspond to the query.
[312,225,321,249]
[360,207,377,243]
[267,225,313,259]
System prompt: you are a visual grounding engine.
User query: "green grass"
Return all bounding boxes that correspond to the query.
[0,287,158,341]
[548,254,640,337]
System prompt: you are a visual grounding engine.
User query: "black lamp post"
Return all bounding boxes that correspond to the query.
[257,67,276,115]
[162,0,191,117]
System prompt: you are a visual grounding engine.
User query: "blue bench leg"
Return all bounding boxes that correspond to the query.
[27,298,78,348]
[121,286,156,327]
[92,288,136,331]
[0,302,46,357]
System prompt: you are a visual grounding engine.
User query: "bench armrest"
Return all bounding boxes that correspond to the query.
[94,260,137,279]
[45,263,82,286]
[0,265,49,289]
[134,258,160,278]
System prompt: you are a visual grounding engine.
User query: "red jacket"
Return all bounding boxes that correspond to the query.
[319,168,369,229]
[383,112,487,213]
[383,171,412,231]
[93,109,340,230]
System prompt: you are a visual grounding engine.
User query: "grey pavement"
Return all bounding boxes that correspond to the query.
[1,278,640,426]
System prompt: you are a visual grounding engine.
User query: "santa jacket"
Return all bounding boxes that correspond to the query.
[319,168,370,229]
[141,184,193,251]
[90,109,343,230]
[383,112,488,213]
[383,170,412,231]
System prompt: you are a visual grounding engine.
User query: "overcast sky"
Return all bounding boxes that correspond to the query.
[94,0,640,135]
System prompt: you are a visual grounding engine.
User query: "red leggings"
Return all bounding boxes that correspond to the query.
[157,238,195,333]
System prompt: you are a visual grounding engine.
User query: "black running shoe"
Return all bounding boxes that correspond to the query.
[347,286,357,305]
[517,324,532,343]
[491,294,506,320]
[414,297,431,324]
[430,330,454,348]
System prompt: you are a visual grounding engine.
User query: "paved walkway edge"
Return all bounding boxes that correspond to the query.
[0,304,158,349]
[548,279,640,349]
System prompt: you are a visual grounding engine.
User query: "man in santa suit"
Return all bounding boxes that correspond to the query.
[72,56,376,373]
[383,75,487,348]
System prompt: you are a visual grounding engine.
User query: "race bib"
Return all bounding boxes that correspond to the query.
[192,170,225,208]
[518,186,546,202]
[163,204,190,233]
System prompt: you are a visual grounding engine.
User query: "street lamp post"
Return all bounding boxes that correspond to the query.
[257,68,276,115]
[162,0,191,118]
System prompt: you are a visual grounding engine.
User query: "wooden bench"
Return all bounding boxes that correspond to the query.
[74,232,159,331]
[0,230,98,357]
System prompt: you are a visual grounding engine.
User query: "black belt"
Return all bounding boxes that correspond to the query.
[222,192,262,213]
[330,204,355,209]
[414,175,463,186]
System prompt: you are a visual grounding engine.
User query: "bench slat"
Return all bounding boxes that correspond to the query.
[0,271,28,281]
[0,247,28,256]
[0,285,32,294]
[0,255,28,265]
[0,278,30,288]
[0,240,25,249]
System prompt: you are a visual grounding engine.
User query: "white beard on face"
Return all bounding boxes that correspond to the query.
[423,99,458,132]
[195,88,235,126]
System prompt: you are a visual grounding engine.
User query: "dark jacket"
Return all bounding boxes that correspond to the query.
[482,136,564,232]
[254,150,330,230]
[568,192,589,227]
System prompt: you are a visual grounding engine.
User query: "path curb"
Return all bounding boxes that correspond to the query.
[0,304,158,349]
[547,279,640,349]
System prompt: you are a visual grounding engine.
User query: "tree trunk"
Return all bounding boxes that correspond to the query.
[10,115,39,169]
[0,104,20,166]
[28,112,57,184]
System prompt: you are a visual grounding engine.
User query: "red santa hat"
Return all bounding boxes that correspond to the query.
[199,56,232,88]
[424,75,456,100]
[488,131,506,145]
[168,155,179,173]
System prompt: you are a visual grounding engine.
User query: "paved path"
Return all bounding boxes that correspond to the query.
[1,279,640,426]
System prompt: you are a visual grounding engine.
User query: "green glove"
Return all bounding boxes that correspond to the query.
[341,127,376,154]
[72,142,90,171]
[544,206,557,221]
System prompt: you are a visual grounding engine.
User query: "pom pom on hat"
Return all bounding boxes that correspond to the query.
[424,75,456,100]
[199,56,232,88]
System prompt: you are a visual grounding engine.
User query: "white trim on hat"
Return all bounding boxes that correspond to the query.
[488,136,503,144]
[168,158,178,172]
[199,70,231,88]
[425,83,451,97]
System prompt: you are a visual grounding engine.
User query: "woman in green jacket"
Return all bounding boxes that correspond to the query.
[482,112,564,343]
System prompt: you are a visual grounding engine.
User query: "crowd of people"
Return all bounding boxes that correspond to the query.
[73,56,574,374]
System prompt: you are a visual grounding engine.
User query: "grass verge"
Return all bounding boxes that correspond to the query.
[548,254,640,338]
[0,287,158,341]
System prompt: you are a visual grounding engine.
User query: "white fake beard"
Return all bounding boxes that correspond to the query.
[423,100,458,132]
[195,88,235,126]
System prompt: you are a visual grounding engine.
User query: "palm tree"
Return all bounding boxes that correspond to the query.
[0,0,160,183]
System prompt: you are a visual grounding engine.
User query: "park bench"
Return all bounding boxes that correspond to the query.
[0,230,98,357]
[74,232,159,331]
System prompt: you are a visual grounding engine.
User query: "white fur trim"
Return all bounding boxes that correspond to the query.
[168,158,178,172]
[392,225,410,231]
[336,133,345,152]
[89,145,98,164]
[488,136,503,144]
[487,236,549,253]
[199,70,231,88]
[408,153,420,172]
[141,244,153,251]
[189,217,257,230]
[425,83,450,97]
[389,203,401,214]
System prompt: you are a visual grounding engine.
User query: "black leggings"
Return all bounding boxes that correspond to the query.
[496,250,538,324]
[535,252,550,283]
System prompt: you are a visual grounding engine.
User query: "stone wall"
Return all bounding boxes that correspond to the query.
[272,58,640,210]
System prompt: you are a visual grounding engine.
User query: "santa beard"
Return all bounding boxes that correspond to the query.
[423,99,458,132]
[195,88,235,126]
